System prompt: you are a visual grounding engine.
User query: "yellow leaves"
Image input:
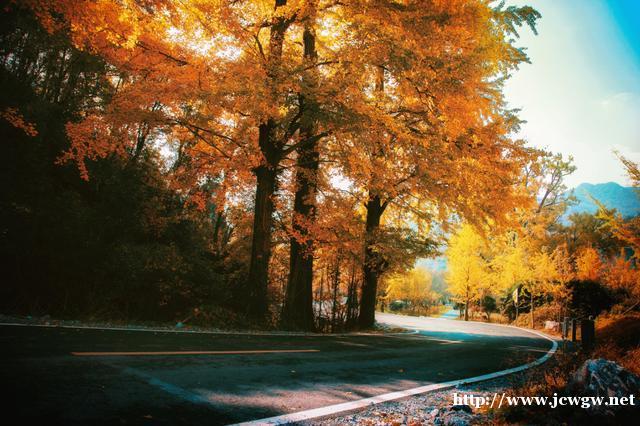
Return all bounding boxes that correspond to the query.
[575,246,603,282]
[385,267,436,305]
[531,249,559,295]
[552,243,574,284]
[446,224,490,302]
[490,233,533,293]
[1,107,38,137]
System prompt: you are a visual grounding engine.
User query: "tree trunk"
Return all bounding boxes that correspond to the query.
[358,67,388,329]
[246,121,279,320]
[245,0,289,321]
[358,194,386,328]
[331,256,341,332]
[464,287,469,321]
[346,262,359,327]
[212,211,224,254]
[530,292,534,328]
[282,16,319,331]
[282,142,318,329]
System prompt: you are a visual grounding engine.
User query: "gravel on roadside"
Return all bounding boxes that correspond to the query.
[304,370,538,426]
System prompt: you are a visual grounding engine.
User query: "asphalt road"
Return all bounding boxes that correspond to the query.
[439,306,461,320]
[0,314,552,425]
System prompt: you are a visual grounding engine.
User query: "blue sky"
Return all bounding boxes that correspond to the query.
[504,0,640,187]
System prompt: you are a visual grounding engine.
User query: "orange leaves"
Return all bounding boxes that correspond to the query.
[1,107,38,137]
[62,115,126,180]
[575,246,603,282]
[18,0,543,290]
[186,190,208,211]
[603,255,639,296]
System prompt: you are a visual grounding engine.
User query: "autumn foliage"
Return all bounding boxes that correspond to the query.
[445,151,640,326]
[0,0,585,329]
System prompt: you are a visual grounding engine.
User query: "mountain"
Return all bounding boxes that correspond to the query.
[565,182,640,218]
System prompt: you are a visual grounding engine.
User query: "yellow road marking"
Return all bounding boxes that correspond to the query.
[71,349,319,356]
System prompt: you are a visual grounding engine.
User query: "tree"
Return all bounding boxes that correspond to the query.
[491,233,531,320]
[486,148,578,326]
[597,153,640,258]
[0,5,243,321]
[21,0,329,322]
[603,253,639,298]
[328,1,542,328]
[281,0,321,330]
[551,243,574,317]
[446,225,490,321]
[528,248,558,326]
[552,243,575,286]
[20,0,541,329]
[556,212,618,256]
[530,152,576,215]
[385,267,439,314]
[575,246,603,282]
[480,295,497,322]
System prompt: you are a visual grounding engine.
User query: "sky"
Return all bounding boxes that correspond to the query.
[503,0,640,188]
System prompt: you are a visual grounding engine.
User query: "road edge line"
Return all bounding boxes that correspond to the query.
[0,321,415,338]
[230,326,558,426]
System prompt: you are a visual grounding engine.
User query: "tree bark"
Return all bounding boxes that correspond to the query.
[358,67,387,329]
[346,261,359,328]
[530,292,534,328]
[330,256,341,332]
[282,14,319,331]
[247,121,280,320]
[282,141,318,329]
[358,194,386,328]
[246,0,289,321]
[464,292,469,321]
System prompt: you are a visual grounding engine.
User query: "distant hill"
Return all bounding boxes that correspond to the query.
[565,182,640,218]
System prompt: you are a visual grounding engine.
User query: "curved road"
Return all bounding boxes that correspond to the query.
[439,306,461,320]
[0,314,553,425]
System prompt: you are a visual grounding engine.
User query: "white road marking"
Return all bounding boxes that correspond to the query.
[230,326,558,426]
[1,318,557,425]
[0,322,414,338]
[72,349,319,356]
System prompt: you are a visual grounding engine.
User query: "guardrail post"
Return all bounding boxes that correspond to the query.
[581,318,595,351]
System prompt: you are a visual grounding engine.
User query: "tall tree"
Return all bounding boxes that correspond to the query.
[446,225,490,321]
[575,246,603,282]
[332,1,542,328]
[597,154,640,258]
[282,0,320,330]
[22,0,540,329]
[245,0,294,320]
[23,0,329,321]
